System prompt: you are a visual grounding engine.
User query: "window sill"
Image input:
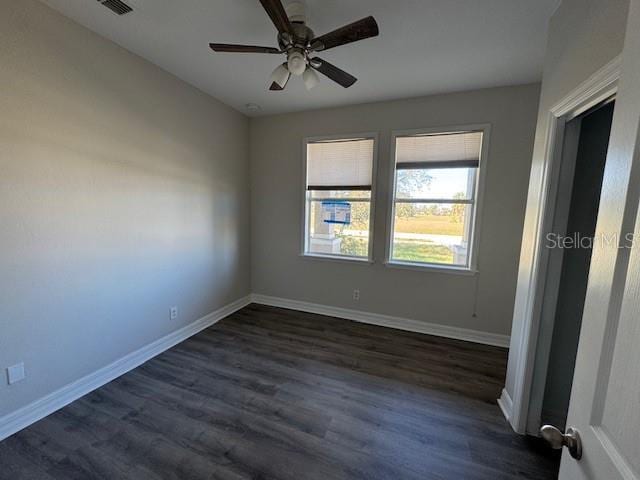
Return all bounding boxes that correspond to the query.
[384,261,478,276]
[300,253,374,265]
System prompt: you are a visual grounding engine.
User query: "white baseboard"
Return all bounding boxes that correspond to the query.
[1,293,510,441]
[0,295,251,442]
[250,294,510,348]
[498,388,514,422]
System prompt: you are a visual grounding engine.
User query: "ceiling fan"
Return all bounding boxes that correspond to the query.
[209,0,379,91]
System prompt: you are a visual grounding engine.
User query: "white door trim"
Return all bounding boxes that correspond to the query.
[507,56,622,434]
[560,2,640,474]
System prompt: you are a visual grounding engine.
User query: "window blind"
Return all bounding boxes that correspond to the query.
[395,131,482,170]
[307,138,374,190]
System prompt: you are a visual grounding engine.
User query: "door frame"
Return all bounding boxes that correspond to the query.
[503,56,622,435]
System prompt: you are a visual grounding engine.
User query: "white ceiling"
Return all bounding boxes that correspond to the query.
[40,0,559,116]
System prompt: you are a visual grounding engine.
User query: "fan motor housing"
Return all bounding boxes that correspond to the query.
[278,23,314,51]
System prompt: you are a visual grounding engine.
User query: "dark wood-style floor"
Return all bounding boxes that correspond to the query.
[0,304,560,479]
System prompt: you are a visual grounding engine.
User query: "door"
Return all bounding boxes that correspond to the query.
[540,101,614,431]
[549,1,640,478]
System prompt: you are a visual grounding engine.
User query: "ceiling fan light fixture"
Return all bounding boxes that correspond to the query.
[270,63,290,88]
[287,50,307,76]
[303,67,319,90]
[208,0,379,91]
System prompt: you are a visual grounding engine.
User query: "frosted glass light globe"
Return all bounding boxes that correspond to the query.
[303,68,319,90]
[287,51,307,76]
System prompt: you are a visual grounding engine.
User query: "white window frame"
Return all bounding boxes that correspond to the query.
[385,124,490,274]
[301,132,379,263]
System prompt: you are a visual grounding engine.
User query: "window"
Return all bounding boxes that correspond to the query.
[388,128,486,270]
[303,135,376,260]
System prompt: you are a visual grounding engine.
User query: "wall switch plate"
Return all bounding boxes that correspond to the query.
[7,362,25,385]
[170,306,178,320]
[353,289,360,301]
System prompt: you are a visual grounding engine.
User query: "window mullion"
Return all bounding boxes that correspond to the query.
[394,198,474,205]
[310,197,371,203]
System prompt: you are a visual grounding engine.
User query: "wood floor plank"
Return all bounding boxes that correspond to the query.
[0,304,560,479]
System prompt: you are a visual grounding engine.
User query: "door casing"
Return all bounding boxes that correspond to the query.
[502,57,621,435]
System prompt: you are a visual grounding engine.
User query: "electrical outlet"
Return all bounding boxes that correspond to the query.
[7,362,25,385]
[170,306,178,320]
[353,289,360,301]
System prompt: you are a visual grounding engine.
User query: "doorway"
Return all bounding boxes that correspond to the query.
[529,99,616,432]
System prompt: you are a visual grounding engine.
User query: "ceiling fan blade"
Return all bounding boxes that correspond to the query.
[209,43,281,54]
[259,0,294,36]
[310,16,379,52]
[310,58,357,88]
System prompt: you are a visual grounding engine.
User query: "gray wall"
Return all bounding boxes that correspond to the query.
[505,0,630,412]
[0,0,250,416]
[250,84,541,336]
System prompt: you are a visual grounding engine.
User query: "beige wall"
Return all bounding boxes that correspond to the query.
[250,84,541,336]
[0,0,250,416]
[504,0,630,416]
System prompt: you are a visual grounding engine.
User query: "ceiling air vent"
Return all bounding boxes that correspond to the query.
[98,0,133,15]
